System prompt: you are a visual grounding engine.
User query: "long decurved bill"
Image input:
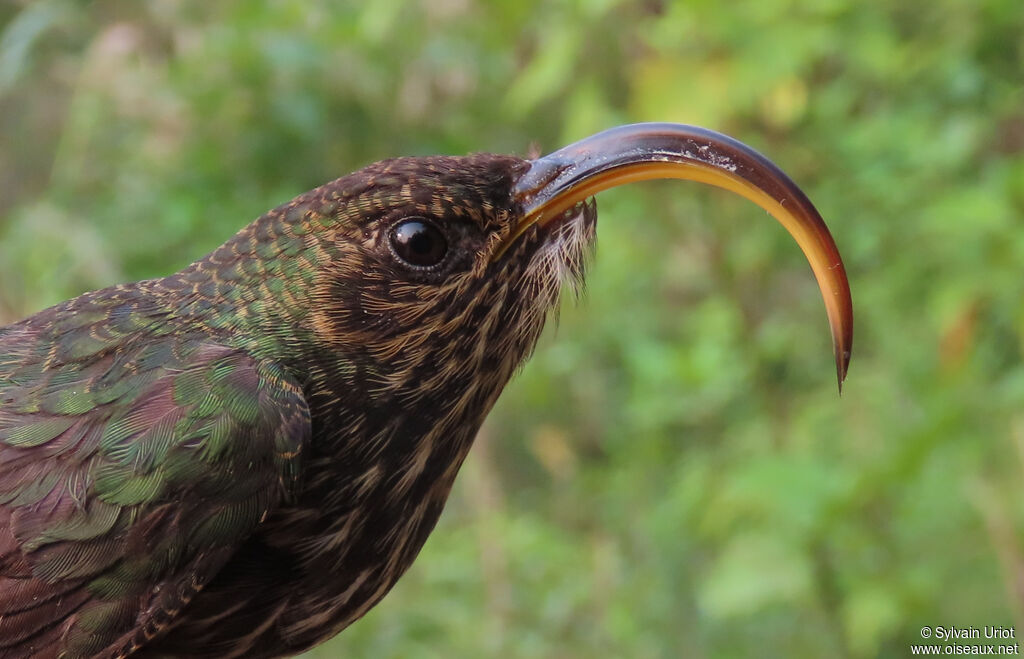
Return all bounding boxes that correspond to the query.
[506,122,852,390]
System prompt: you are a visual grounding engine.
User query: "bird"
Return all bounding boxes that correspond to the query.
[0,123,852,658]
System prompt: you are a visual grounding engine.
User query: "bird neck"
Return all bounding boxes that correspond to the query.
[160,199,343,364]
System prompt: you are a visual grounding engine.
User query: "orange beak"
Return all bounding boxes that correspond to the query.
[506,123,852,390]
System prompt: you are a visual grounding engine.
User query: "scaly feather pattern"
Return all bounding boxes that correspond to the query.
[0,296,310,658]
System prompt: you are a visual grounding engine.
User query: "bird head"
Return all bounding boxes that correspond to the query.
[304,150,592,382]
[289,124,850,402]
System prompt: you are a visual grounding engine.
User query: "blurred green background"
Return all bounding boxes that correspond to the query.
[2,1,1023,657]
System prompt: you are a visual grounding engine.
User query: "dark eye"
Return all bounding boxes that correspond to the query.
[389,218,448,268]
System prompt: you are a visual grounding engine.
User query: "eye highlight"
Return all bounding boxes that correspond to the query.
[389,218,448,269]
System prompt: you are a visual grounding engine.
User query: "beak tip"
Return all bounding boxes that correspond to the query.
[835,347,852,395]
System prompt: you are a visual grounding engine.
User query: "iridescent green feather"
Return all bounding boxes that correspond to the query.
[0,309,311,658]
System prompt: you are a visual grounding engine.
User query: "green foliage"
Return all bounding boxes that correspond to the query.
[1,0,1022,657]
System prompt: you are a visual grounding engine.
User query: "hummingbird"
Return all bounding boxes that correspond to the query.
[0,124,852,658]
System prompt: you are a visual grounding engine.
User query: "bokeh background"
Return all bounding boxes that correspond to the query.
[2,1,1023,657]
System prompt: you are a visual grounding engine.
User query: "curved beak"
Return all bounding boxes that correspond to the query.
[506,122,852,390]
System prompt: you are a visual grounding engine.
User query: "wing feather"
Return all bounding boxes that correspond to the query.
[0,308,310,659]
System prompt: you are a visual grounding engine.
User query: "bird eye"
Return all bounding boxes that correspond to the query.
[389,218,448,268]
